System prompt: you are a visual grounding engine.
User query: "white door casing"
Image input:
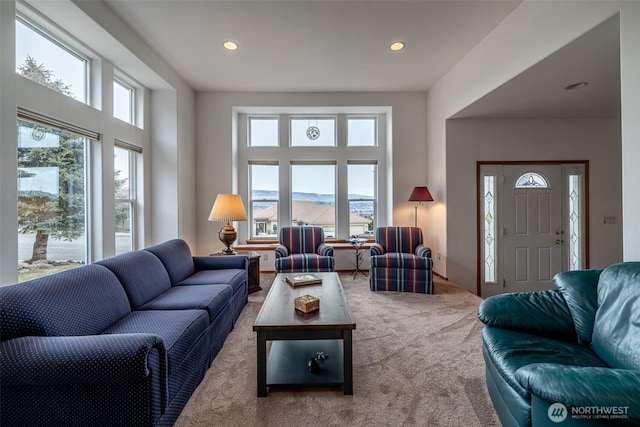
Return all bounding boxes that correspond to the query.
[479,162,587,297]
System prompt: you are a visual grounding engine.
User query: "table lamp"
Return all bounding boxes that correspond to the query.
[208,194,247,254]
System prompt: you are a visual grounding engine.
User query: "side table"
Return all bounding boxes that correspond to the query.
[210,250,262,294]
[349,237,368,279]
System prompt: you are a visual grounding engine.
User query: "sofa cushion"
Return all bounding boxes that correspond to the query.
[482,327,609,400]
[139,285,233,322]
[274,254,334,272]
[177,269,246,294]
[144,239,196,284]
[97,251,172,309]
[370,253,432,269]
[553,269,602,345]
[102,309,208,374]
[0,265,130,340]
[592,262,640,370]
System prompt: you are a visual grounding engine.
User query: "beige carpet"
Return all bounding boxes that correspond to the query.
[175,273,499,427]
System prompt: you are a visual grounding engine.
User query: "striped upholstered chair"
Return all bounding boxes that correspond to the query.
[275,226,335,273]
[369,226,434,293]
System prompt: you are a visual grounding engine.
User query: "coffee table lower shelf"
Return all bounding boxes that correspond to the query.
[267,339,344,387]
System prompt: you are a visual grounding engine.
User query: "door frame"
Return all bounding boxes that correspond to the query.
[476,160,590,296]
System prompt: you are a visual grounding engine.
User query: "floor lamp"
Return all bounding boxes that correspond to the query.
[408,186,433,228]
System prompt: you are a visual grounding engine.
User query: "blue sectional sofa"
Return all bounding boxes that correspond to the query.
[0,239,248,426]
[478,262,640,427]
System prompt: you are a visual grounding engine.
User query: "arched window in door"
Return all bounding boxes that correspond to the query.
[515,172,550,188]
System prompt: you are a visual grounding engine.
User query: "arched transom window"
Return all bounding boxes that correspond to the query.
[515,172,549,188]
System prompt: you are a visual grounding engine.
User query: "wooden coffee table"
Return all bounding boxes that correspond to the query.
[253,272,356,397]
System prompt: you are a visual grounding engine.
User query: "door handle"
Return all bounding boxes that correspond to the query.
[555,239,563,245]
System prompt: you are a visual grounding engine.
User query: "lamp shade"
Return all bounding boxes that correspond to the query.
[208,194,247,222]
[408,186,434,202]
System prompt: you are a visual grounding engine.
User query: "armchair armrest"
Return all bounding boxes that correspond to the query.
[1,334,166,385]
[317,243,333,256]
[415,244,432,258]
[516,363,640,422]
[478,290,576,341]
[195,255,248,270]
[275,244,289,258]
[370,243,385,256]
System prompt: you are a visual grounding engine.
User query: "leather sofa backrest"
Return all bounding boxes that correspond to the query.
[0,264,131,340]
[144,239,196,284]
[591,262,640,370]
[97,250,172,309]
[554,269,602,345]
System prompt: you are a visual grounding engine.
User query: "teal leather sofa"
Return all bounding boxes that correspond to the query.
[478,262,640,427]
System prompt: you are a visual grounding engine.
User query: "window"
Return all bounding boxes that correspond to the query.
[568,173,583,271]
[17,118,91,281]
[348,163,376,236]
[515,172,549,188]
[347,116,377,146]
[239,111,387,241]
[114,142,141,255]
[249,117,279,147]
[15,16,88,103]
[114,78,134,124]
[291,163,336,236]
[482,175,497,283]
[290,116,336,146]
[250,163,279,237]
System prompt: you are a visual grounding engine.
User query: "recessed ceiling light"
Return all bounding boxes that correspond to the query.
[389,41,405,52]
[564,81,588,90]
[223,41,239,51]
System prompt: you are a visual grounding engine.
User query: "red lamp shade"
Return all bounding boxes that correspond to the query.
[408,186,433,202]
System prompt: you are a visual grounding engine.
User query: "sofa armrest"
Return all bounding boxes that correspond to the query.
[516,363,640,421]
[478,290,576,341]
[317,243,333,256]
[370,243,385,256]
[275,244,289,258]
[1,334,166,385]
[415,244,432,258]
[194,255,248,271]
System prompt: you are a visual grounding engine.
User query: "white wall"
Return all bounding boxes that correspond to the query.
[446,118,622,293]
[426,1,640,288]
[194,92,428,257]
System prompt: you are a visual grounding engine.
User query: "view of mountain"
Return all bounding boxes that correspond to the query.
[252,190,374,216]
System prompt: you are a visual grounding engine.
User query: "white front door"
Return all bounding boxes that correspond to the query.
[502,164,563,293]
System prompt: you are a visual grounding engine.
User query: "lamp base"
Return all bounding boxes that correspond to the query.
[219,223,238,255]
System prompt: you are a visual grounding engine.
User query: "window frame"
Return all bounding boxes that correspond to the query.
[16,115,93,281]
[113,76,135,125]
[15,14,91,104]
[238,110,388,242]
[114,141,141,255]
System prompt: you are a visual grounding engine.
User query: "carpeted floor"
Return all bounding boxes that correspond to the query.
[175,273,499,427]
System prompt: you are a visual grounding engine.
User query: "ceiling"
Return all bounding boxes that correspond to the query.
[453,13,620,119]
[103,0,521,92]
[103,1,620,119]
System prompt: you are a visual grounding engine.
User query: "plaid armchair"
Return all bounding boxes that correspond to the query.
[275,226,335,273]
[369,226,434,293]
